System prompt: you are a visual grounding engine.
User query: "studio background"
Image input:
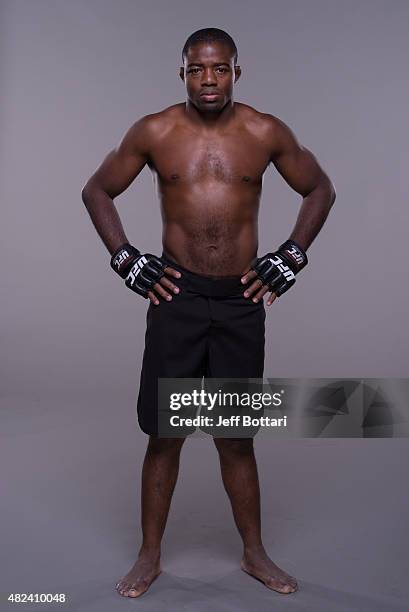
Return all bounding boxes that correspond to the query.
[1,1,408,611]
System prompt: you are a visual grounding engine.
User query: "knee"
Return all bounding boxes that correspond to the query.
[147,435,186,456]
[213,437,254,457]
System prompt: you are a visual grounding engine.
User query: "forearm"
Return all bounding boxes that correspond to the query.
[288,179,336,252]
[81,182,129,256]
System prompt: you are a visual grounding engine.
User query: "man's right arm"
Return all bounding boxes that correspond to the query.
[81,115,152,255]
[82,115,181,304]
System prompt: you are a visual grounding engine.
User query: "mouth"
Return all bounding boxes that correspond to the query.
[200,93,220,102]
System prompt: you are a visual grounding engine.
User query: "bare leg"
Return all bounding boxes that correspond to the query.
[213,437,298,594]
[116,435,186,598]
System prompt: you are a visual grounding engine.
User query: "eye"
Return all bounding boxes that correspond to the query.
[188,68,201,74]
[216,67,228,73]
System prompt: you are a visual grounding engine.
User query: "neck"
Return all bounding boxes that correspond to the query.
[184,98,236,129]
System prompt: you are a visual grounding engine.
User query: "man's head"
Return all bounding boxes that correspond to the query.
[180,28,241,113]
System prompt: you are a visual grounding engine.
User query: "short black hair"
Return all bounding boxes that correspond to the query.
[182,28,238,64]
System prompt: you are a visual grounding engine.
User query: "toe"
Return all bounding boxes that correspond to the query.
[266,577,294,593]
[130,578,149,596]
[124,581,139,597]
[281,581,297,593]
[119,582,130,596]
[275,580,292,593]
[281,573,294,585]
[286,574,298,589]
[127,582,143,598]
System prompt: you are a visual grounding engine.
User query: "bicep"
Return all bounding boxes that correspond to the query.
[89,117,151,199]
[269,118,327,196]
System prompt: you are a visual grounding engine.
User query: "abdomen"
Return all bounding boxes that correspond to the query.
[160,183,261,275]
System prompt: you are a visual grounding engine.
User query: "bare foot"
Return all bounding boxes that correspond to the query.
[241,545,298,594]
[115,549,162,598]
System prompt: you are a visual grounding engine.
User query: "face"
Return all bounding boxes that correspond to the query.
[179,41,241,113]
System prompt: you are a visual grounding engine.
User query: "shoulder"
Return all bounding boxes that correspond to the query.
[138,104,184,138]
[235,103,288,143]
[123,104,183,151]
[234,103,272,128]
[238,103,294,135]
[236,104,300,156]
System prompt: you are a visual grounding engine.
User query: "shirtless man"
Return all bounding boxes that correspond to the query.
[82,28,336,598]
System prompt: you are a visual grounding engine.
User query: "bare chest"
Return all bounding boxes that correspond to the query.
[148,127,271,186]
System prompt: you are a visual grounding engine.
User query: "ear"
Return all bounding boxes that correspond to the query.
[179,67,185,82]
[234,65,242,83]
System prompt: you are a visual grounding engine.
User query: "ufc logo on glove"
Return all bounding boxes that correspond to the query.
[267,256,296,282]
[127,256,148,284]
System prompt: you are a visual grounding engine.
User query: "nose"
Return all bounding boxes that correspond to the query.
[201,67,217,86]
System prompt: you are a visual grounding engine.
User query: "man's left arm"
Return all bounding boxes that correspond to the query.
[241,116,336,305]
[269,116,336,251]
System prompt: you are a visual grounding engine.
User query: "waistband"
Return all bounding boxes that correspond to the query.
[161,251,244,297]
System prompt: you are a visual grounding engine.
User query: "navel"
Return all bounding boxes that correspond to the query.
[242,176,251,182]
[170,173,180,180]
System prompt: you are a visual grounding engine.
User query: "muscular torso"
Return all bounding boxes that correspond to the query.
[147,102,273,276]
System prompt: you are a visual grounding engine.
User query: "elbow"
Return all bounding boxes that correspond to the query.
[81,181,96,207]
[328,182,336,207]
[319,176,336,208]
[81,183,90,206]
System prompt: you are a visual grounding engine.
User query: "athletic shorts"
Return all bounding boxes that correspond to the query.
[136,251,266,436]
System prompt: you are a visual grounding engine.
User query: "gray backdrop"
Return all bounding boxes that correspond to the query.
[1,1,408,611]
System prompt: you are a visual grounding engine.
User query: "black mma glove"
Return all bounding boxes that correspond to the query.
[110,243,166,298]
[252,239,308,297]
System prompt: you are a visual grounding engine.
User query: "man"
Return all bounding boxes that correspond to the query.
[82,27,336,598]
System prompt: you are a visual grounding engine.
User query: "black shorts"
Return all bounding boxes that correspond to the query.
[136,252,266,436]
